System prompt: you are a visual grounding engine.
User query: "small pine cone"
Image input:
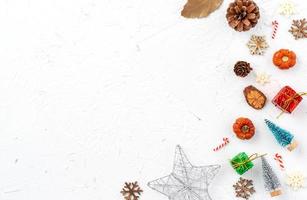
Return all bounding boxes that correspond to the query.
[226,0,260,32]
[234,61,252,77]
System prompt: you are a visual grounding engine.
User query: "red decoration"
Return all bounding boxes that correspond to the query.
[272,20,279,39]
[272,86,303,114]
[273,49,296,70]
[233,118,255,140]
[213,137,230,152]
[274,153,285,171]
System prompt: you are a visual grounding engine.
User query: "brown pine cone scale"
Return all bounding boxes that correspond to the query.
[226,0,260,32]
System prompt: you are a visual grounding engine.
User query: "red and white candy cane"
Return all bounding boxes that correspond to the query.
[272,20,279,39]
[213,137,229,152]
[274,153,285,170]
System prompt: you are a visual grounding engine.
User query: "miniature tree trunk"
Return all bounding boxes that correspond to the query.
[264,119,298,151]
[261,157,282,197]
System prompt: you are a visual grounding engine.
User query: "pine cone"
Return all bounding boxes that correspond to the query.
[234,61,252,77]
[226,0,260,32]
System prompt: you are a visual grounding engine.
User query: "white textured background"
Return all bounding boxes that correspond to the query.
[0,0,307,199]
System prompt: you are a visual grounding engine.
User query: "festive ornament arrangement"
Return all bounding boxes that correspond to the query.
[264,119,298,151]
[148,145,220,200]
[226,0,260,32]
[233,177,255,200]
[261,157,282,197]
[233,117,255,140]
[136,1,307,200]
[246,35,269,55]
[234,61,252,77]
[243,85,266,110]
[121,182,143,200]
[289,18,307,40]
[272,86,303,114]
[273,49,296,70]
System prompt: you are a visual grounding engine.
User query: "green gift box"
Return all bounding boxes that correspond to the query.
[230,152,254,175]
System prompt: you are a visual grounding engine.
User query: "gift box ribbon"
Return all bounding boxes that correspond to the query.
[232,153,267,169]
[277,92,307,118]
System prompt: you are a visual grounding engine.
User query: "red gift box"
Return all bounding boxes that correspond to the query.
[272,86,303,113]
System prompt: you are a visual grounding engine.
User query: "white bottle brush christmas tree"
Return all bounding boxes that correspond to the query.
[261,157,282,197]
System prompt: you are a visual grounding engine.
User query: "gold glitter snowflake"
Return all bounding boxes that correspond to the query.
[286,171,305,191]
[256,72,270,85]
[247,35,269,55]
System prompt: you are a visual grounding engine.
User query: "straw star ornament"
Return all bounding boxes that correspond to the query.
[148,145,221,200]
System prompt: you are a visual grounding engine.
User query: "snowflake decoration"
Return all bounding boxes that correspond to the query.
[279,0,296,16]
[121,182,143,200]
[289,18,307,40]
[286,171,305,191]
[256,72,270,85]
[233,177,256,200]
[247,35,269,55]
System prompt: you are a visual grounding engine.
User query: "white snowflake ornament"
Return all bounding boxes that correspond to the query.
[286,171,305,191]
[256,72,270,85]
[279,0,296,17]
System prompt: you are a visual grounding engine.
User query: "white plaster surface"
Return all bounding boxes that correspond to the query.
[0,0,307,199]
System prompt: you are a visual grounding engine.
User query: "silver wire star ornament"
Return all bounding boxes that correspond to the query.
[148,145,221,200]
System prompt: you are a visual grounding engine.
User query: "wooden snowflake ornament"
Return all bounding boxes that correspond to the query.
[121,182,143,200]
[233,177,255,200]
[289,19,307,40]
[286,171,306,191]
[247,35,269,55]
